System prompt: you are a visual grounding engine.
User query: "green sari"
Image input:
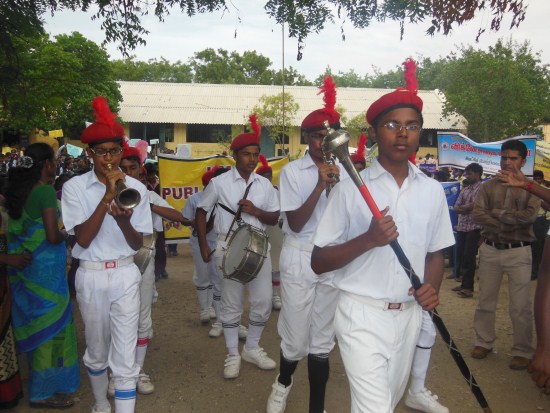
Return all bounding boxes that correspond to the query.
[7,184,79,401]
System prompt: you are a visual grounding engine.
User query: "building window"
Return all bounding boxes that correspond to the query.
[129,123,174,143]
[187,124,232,143]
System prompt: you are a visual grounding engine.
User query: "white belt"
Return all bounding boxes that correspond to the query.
[343,291,416,311]
[79,256,134,270]
[284,236,314,252]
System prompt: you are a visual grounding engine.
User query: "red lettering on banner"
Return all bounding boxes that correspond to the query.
[162,187,201,200]
[171,187,183,200]
[184,187,198,199]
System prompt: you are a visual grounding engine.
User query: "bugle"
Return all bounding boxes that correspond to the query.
[107,164,141,209]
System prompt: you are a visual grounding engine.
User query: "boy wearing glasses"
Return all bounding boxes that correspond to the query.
[311,60,454,412]
[62,97,152,413]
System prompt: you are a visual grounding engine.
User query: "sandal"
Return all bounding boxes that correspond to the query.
[457,289,473,298]
[451,285,463,292]
[30,395,74,410]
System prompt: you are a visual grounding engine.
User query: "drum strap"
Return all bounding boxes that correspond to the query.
[223,181,254,241]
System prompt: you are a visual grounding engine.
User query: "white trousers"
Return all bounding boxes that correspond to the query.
[278,240,339,360]
[335,292,422,413]
[190,235,220,293]
[138,250,155,337]
[76,263,141,390]
[214,237,272,327]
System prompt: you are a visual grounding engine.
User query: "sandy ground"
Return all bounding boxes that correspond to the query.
[9,242,550,413]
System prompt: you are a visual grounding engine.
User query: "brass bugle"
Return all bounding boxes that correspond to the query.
[107,164,141,209]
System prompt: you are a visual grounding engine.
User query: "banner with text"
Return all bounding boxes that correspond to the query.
[158,154,289,242]
[437,132,538,176]
[535,141,550,177]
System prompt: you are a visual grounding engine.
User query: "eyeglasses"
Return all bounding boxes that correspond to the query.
[381,121,421,133]
[89,147,123,157]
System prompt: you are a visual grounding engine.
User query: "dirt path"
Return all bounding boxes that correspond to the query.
[11,243,550,412]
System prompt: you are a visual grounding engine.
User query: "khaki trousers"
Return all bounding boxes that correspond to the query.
[474,242,534,358]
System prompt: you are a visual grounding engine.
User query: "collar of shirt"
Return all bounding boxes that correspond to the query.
[297,152,317,171]
[364,158,424,183]
[229,165,260,184]
[84,170,104,189]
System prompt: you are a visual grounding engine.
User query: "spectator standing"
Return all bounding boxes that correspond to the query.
[5,142,79,409]
[452,163,483,298]
[471,140,540,370]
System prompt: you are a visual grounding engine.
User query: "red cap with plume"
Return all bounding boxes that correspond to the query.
[202,165,223,187]
[230,114,261,151]
[256,154,272,175]
[366,58,423,126]
[351,133,368,164]
[301,76,341,131]
[121,140,142,163]
[81,96,125,144]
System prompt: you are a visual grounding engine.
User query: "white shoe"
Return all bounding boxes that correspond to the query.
[209,321,223,338]
[238,324,248,340]
[137,370,155,394]
[92,404,111,413]
[241,347,276,370]
[224,354,241,379]
[266,375,292,413]
[405,388,449,413]
[107,377,115,398]
[272,295,282,310]
[200,309,211,324]
[209,306,216,319]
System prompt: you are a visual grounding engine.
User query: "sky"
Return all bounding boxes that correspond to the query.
[43,0,549,81]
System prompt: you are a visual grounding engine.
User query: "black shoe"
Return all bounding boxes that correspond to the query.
[161,270,169,279]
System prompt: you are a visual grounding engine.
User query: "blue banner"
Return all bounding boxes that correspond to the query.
[437,132,537,176]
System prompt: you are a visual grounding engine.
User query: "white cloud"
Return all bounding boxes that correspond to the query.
[44,0,549,81]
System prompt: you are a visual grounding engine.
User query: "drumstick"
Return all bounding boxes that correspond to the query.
[224,182,253,242]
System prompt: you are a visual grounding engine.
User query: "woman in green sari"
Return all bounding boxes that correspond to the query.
[5,143,79,409]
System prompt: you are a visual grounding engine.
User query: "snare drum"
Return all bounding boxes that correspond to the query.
[134,233,157,274]
[222,224,268,284]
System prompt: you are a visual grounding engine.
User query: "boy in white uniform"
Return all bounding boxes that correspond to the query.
[195,115,280,379]
[118,144,189,396]
[266,76,344,413]
[311,60,455,413]
[62,97,153,413]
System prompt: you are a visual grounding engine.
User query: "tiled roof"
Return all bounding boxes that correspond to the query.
[118,81,466,129]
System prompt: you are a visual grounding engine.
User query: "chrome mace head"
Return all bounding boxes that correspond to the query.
[322,120,352,162]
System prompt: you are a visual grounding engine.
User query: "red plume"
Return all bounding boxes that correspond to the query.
[357,133,367,159]
[249,113,260,139]
[91,96,119,129]
[259,154,269,169]
[318,75,336,112]
[403,58,418,94]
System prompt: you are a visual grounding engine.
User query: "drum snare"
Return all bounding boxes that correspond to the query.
[222,224,268,284]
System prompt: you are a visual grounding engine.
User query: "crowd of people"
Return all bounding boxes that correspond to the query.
[1,58,550,413]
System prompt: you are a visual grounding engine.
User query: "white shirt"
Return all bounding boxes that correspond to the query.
[62,170,153,261]
[197,167,279,236]
[148,190,175,232]
[279,152,346,243]
[183,191,216,243]
[312,159,455,302]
